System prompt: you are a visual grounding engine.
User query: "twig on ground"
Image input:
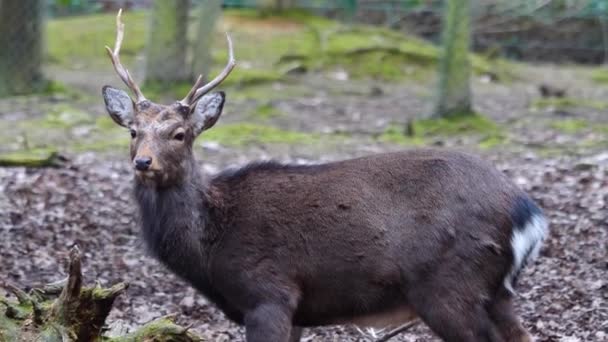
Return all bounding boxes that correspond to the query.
[375,320,421,342]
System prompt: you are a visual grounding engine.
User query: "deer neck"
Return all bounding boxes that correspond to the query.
[133,157,221,276]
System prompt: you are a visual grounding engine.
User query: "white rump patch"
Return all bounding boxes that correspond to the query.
[504,214,548,293]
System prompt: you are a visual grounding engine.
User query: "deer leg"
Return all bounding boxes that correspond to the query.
[244,303,294,342]
[407,271,504,342]
[412,296,504,342]
[419,302,502,342]
[289,326,303,342]
[489,287,533,342]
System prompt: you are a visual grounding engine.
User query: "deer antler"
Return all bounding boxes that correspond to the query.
[105,9,147,103]
[180,33,236,107]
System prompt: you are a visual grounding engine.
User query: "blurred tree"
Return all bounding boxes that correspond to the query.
[191,0,222,81]
[275,0,295,10]
[258,0,294,10]
[0,0,44,96]
[433,0,472,118]
[145,0,190,84]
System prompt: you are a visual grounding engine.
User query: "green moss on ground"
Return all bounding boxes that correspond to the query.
[142,69,284,100]
[0,314,19,341]
[41,80,71,95]
[550,119,589,134]
[0,148,62,167]
[47,11,147,68]
[532,97,608,110]
[413,113,500,136]
[278,24,514,82]
[592,123,608,133]
[46,8,515,85]
[478,134,508,149]
[377,124,424,145]
[252,102,283,119]
[95,116,118,131]
[106,317,197,342]
[2,104,130,155]
[377,114,505,148]
[41,105,93,128]
[590,69,608,84]
[73,135,130,152]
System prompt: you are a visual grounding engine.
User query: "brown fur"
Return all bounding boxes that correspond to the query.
[103,88,540,342]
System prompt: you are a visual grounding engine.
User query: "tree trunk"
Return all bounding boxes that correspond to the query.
[275,0,294,11]
[0,246,201,341]
[433,0,473,118]
[0,0,45,97]
[145,0,190,85]
[191,0,222,82]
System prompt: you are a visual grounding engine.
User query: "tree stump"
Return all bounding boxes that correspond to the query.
[0,246,202,341]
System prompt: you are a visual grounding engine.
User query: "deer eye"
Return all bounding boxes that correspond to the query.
[173,132,185,141]
[130,129,137,138]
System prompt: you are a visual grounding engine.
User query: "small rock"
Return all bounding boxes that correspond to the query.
[369,86,383,96]
[328,70,349,81]
[201,141,222,152]
[180,296,195,308]
[573,162,596,171]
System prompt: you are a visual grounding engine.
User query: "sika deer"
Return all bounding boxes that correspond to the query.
[101,10,548,342]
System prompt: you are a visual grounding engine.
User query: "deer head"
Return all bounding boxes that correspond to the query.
[102,9,236,187]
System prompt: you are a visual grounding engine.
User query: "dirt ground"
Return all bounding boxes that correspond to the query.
[1,63,607,341]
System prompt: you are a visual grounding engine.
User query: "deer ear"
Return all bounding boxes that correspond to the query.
[102,85,135,127]
[191,92,225,136]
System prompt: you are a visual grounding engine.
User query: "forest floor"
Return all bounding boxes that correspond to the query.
[1,9,607,342]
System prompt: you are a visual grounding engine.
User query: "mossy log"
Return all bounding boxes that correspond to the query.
[0,149,65,168]
[0,246,202,341]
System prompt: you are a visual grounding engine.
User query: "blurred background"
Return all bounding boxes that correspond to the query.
[2,0,608,163]
[0,1,607,341]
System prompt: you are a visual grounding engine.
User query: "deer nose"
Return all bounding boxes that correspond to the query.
[134,157,152,171]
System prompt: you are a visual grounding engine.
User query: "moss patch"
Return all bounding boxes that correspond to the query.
[478,134,508,149]
[140,81,194,102]
[532,97,608,110]
[377,124,424,145]
[141,69,285,102]
[41,105,94,128]
[46,8,515,84]
[0,148,62,167]
[3,105,129,155]
[106,317,196,342]
[413,113,500,137]
[377,114,504,148]
[73,135,130,152]
[592,123,608,133]
[0,311,20,342]
[590,69,608,84]
[278,24,513,82]
[252,102,283,119]
[550,119,589,134]
[47,11,148,68]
